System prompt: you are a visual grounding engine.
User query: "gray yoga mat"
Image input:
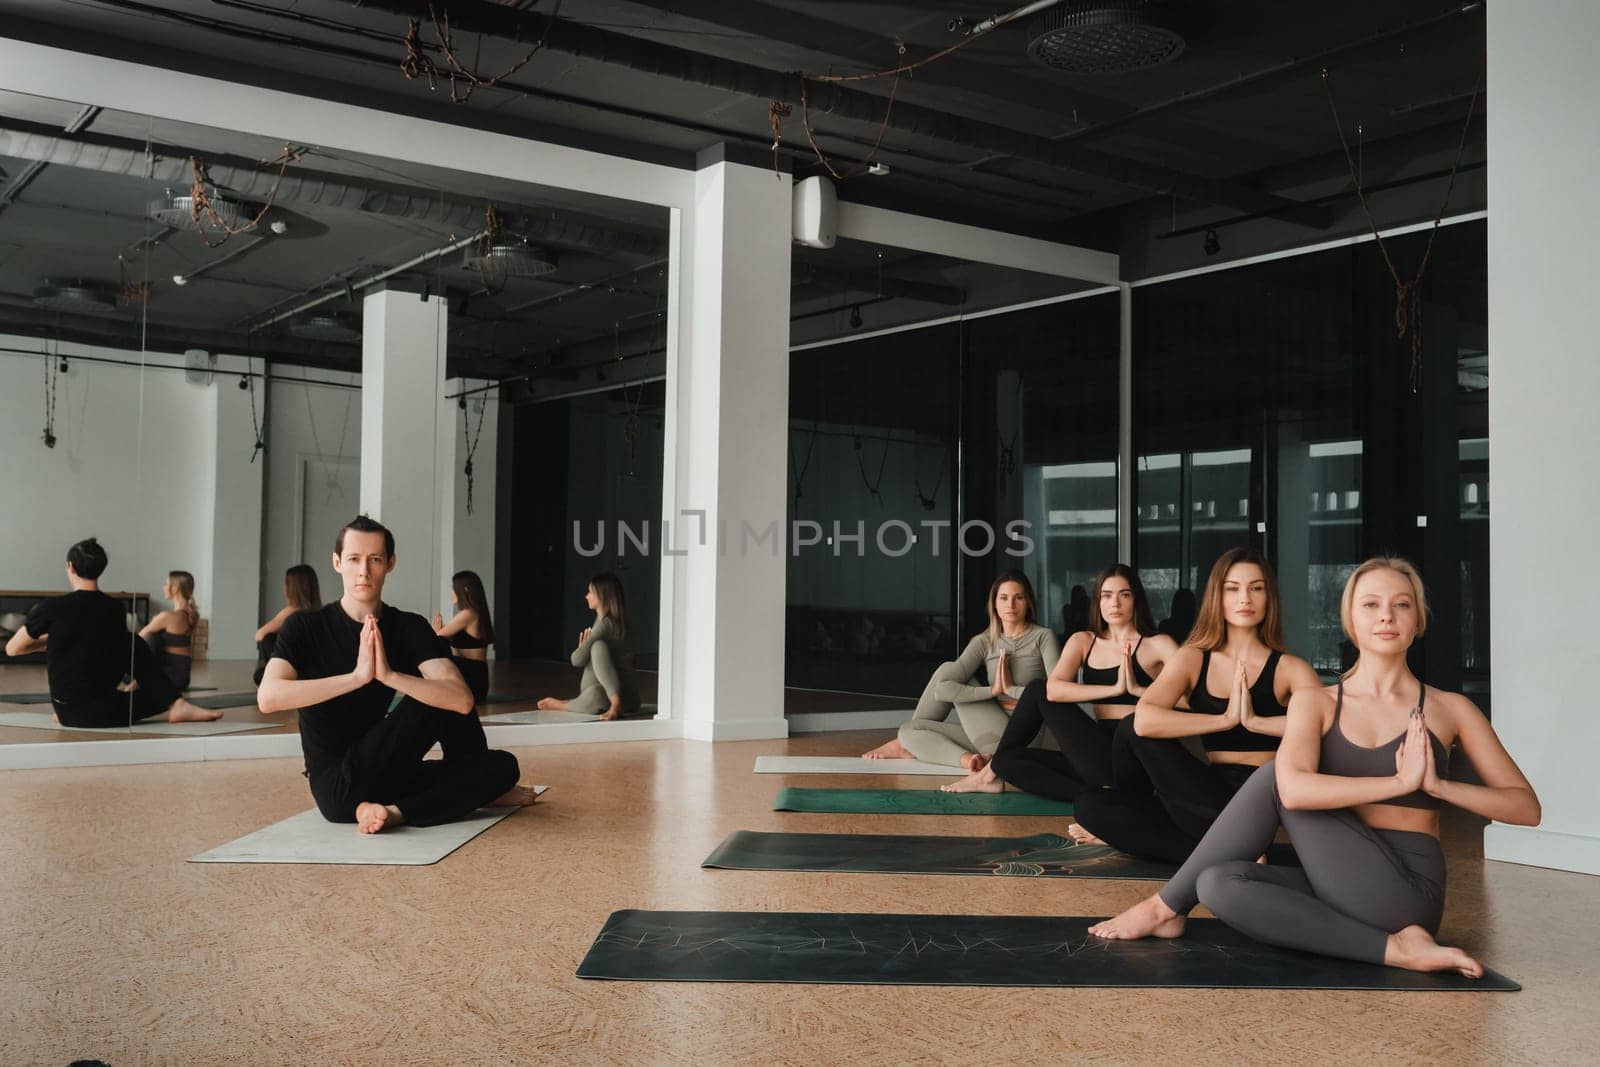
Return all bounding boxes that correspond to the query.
[0,687,218,704]
[185,692,260,710]
[0,710,280,735]
[577,910,1520,991]
[754,755,961,777]
[188,796,543,865]
[483,709,603,725]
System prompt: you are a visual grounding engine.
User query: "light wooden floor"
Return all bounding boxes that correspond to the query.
[2,729,1594,1064]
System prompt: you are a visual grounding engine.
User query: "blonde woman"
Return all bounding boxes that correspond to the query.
[140,570,199,691]
[1090,557,1540,979]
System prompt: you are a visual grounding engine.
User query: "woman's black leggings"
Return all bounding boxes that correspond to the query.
[988,678,1126,802]
[1072,721,1256,864]
[1159,761,1446,966]
[455,657,490,709]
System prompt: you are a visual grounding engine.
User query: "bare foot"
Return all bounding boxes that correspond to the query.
[490,783,542,807]
[355,802,403,834]
[536,697,567,711]
[1088,893,1187,940]
[941,764,1002,793]
[960,752,990,773]
[1066,823,1106,847]
[862,738,912,759]
[164,699,223,723]
[1385,925,1483,978]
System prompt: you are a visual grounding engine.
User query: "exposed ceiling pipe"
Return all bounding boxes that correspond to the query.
[0,120,668,258]
[248,232,482,329]
[0,104,100,218]
[348,0,1332,228]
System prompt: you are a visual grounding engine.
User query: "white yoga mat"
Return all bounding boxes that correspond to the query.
[753,755,962,777]
[483,710,603,725]
[188,790,547,865]
[0,710,280,736]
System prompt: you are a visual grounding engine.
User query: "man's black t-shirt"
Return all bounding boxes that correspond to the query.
[25,590,130,702]
[272,602,449,776]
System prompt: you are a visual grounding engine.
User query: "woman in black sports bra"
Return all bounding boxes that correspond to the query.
[432,570,495,710]
[1069,547,1320,862]
[1090,556,1540,978]
[942,564,1178,799]
[139,570,199,691]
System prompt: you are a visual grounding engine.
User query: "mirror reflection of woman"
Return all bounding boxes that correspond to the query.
[253,565,321,686]
[864,570,1060,769]
[1090,557,1541,979]
[432,570,495,710]
[537,572,640,721]
[139,570,198,691]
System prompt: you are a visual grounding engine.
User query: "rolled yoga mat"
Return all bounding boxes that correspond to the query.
[704,830,1175,880]
[577,910,1519,991]
[755,755,960,777]
[774,786,1072,816]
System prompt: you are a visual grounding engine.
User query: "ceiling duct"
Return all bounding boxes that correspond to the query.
[1026,2,1185,75]
[32,280,120,315]
[288,312,361,342]
[462,238,559,281]
[148,186,260,237]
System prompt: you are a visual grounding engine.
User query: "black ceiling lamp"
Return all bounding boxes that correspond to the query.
[1203,228,1221,256]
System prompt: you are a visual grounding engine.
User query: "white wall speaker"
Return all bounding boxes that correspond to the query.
[792,176,838,249]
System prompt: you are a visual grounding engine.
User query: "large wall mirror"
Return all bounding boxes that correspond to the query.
[0,88,671,747]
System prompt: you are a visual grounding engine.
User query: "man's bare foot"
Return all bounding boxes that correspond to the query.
[960,752,990,773]
[1088,893,1187,940]
[536,697,567,711]
[1385,925,1483,978]
[164,699,223,723]
[355,802,403,834]
[490,783,542,807]
[862,738,912,759]
[1066,822,1106,847]
[941,764,1003,793]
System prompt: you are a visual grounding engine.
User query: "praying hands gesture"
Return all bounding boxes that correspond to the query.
[1230,657,1258,731]
[1394,708,1432,795]
[353,614,395,687]
[1119,640,1145,698]
[990,650,1012,699]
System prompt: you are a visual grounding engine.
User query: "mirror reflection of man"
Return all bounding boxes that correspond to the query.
[258,515,537,833]
[5,537,221,727]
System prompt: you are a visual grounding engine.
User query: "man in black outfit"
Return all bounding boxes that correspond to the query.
[258,515,535,833]
[4,537,220,728]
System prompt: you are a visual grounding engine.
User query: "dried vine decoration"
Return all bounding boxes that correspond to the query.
[767,100,792,178]
[186,144,303,248]
[789,426,818,505]
[853,434,891,504]
[403,1,562,105]
[1321,67,1480,391]
[41,341,59,449]
[799,75,901,181]
[998,378,1023,477]
[621,379,646,475]
[460,391,489,515]
[914,445,948,511]
[117,256,154,307]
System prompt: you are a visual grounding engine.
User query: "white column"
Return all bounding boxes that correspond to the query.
[360,286,447,615]
[663,152,793,741]
[202,362,264,660]
[1483,1,1600,875]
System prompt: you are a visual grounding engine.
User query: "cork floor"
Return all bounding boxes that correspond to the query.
[3,729,1595,1065]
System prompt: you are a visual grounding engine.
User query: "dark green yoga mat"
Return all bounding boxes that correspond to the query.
[704,831,1175,880]
[774,787,1073,816]
[577,910,1519,991]
[3,686,221,705]
[186,692,259,709]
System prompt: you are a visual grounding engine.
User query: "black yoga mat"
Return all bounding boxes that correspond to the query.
[3,686,220,705]
[577,910,1519,991]
[185,692,260,710]
[703,831,1176,880]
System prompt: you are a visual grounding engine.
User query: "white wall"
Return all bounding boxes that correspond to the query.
[1483,2,1600,876]
[0,334,261,657]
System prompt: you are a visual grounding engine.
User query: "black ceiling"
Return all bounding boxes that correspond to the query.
[0,0,1487,384]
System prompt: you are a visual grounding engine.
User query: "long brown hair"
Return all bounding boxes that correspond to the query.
[284,564,321,612]
[167,570,198,630]
[1184,547,1286,652]
[451,569,496,644]
[1085,563,1157,637]
[589,571,628,641]
[984,569,1038,643]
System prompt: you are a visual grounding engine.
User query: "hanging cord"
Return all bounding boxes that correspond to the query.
[459,390,490,514]
[997,378,1023,476]
[789,426,819,505]
[1321,67,1480,391]
[914,444,948,511]
[41,338,59,449]
[853,434,891,504]
[799,75,901,181]
[244,333,265,463]
[403,1,562,104]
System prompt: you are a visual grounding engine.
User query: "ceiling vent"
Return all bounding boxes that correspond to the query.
[461,238,559,281]
[289,313,361,343]
[1026,1,1185,75]
[32,281,120,315]
[149,186,258,237]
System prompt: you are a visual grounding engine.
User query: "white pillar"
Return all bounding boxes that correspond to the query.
[663,150,793,740]
[201,362,264,660]
[360,285,448,615]
[1483,1,1600,875]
